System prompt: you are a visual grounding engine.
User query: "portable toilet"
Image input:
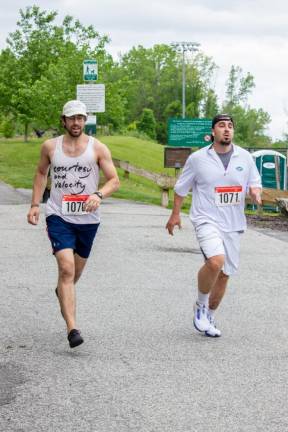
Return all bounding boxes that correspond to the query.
[252,150,287,190]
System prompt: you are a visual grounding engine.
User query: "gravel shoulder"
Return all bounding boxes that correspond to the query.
[246,213,288,242]
[247,213,288,231]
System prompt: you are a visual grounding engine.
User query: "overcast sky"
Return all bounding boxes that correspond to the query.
[1,0,288,140]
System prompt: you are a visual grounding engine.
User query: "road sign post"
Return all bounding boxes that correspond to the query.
[77,60,105,136]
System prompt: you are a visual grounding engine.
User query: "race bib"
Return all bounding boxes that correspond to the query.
[62,195,89,215]
[215,186,242,206]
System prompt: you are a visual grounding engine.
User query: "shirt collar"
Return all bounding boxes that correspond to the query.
[208,143,239,156]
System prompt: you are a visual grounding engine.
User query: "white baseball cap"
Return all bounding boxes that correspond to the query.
[62,100,87,118]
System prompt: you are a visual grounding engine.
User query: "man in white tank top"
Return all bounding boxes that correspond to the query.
[27,100,120,348]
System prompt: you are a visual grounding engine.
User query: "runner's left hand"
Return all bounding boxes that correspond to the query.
[84,194,102,212]
[249,187,262,206]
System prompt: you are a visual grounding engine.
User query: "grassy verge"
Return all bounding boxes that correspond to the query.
[0,135,278,216]
[99,135,175,175]
[0,138,42,188]
[0,135,186,208]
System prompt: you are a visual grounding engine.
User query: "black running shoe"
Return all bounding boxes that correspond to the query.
[68,329,84,348]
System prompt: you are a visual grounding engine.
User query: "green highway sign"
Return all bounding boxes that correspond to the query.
[168,118,212,147]
[83,60,98,81]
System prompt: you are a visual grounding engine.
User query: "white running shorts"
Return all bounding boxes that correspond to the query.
[195,223,242,276]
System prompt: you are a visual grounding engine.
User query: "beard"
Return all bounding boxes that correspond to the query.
[65,125,84,138]
[220,137,231,146]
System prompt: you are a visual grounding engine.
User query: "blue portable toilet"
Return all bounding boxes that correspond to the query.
[252,150,287,190]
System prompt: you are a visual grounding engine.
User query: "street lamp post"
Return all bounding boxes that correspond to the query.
[171,41,200,118]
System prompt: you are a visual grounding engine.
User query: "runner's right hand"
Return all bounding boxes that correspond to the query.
[166,214,181,236]
[27,207,40,225]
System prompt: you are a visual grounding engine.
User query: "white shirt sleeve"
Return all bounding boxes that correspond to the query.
[247,154,262,188]
[174,156,196,197]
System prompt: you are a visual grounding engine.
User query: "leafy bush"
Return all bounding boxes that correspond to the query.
[2,119,15,138]
[137,108,157,140]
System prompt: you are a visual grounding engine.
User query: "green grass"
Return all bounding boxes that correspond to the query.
[0,138,42,188]
[245,208,280,216]
[0,135,188,208]
[0,135,279,216]
[0,135,273,215]
[99,135,175,175]
[99,135,192,208]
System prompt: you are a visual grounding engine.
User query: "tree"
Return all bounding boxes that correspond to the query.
[0,8,273,146]
[227,105,271,147]
[117,44,219,139]
[1,117,15,138]
[0,6,110,140]
[224,65,255,109]
[137,108,156,139]
[222,66,271,147]
[203,89,219,118]
[97,81,126,130]
[164,100,182,118]
[118,45,179,125]
[29,52,84,131]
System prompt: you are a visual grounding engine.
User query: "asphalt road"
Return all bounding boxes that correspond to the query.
[0,182,288,432]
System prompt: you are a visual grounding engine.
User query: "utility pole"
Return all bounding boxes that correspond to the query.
[171,42,200,118]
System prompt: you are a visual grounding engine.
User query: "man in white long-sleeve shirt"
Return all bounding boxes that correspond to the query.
[166,114,262,337]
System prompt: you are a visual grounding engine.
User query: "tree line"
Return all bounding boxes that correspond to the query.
[0,5,279,146]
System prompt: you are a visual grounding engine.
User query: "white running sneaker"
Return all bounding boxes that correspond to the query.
[193,302,210,332]
[205,315,221,338]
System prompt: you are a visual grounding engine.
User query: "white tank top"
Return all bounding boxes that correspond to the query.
[45,135,100,224]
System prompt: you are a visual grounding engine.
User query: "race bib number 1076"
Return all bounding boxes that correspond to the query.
[215,186,242,206]
[62,195,89,215]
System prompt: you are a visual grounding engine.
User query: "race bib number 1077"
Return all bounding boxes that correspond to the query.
[62,195,89,215]
[215,186,242,206]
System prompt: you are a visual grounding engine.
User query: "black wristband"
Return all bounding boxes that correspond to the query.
[31,204,40,208]
[93,191,103,199]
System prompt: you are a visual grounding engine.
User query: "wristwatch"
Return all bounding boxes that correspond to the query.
[93,191,103,199]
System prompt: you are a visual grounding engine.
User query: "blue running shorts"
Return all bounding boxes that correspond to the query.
[46,215,100,258]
